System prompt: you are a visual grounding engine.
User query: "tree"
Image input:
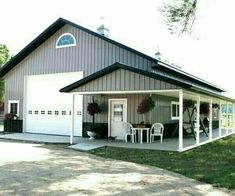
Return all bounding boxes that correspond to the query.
[0,44,10,66]
[0,44,10,102]
[161,0,197,34]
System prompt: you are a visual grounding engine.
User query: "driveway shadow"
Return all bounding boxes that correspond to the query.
[0,140,232,195]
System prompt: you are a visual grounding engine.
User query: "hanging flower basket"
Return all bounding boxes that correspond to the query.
[87,102,101,116]
[212,103,220,110]
[200,103,220,116]
[137,96,155,114]
[200,103,210,116]
[184,99,195,108]
[86,101,102,139]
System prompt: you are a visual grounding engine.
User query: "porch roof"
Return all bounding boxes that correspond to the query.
[60,62,191,93]
[60,62,235,103]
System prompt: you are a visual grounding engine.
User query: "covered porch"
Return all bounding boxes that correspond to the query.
[69,89,235,152]
[60,63,235,152]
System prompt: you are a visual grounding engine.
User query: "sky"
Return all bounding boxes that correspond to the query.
[1,0,235,98]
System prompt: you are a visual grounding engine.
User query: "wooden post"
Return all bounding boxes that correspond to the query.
[70,94,75,145]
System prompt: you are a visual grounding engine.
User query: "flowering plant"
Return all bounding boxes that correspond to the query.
[200,103,220,116]
[184,99,195,108]
[137,96,155,114]
[212,103,220,110]
[200,103,210,116]
[4,113,18,120]
[87,102,101,134]
[87,102,101,116]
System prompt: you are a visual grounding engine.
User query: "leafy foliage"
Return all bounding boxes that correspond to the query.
[88,123,100,133]
[0,44,10,102]
[87,102,101,116]
[137,96,155,114]
[161,0,197,34]
[87,101,102,127]
[200,103,210,116]
[4,113,18,120]
[0,44,9,66]
[183,99,195,108]
[212,103,220,110]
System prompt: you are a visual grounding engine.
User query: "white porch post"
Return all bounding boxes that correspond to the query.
[209,99,213,140]
[196,95,200,145]
[226,102,229,135]
[178,90,183,151]
[70,94,75,145]
[219,101,222,137]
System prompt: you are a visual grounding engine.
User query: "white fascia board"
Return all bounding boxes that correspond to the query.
[69,89,181,95]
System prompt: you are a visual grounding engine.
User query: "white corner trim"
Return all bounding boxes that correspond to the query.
[56,33,76,49]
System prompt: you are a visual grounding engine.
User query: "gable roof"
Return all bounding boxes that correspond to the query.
[0,17,159,77]
[0,18,225,93]
[60,62,235,102]
[60,62,191,93]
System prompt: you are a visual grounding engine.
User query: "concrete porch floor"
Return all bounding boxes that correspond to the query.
[70,128,231,151]
[0,128,229,152]
[0,132,178,151]
[70,137,179,151]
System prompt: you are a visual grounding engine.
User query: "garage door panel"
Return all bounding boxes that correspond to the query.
[25,72,83,136]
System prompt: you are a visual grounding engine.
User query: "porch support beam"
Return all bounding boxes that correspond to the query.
[209,99,213,140]
[70,94,75,145]
[219,100,222,137]
[196,95,200,145]
[71,89,181,95]
[226,102,229,135]
[178,90,183,151]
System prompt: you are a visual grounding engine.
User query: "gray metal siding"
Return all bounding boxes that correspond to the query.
[72,69,180,93]
[84,94,175,124]
[4,24,173,119]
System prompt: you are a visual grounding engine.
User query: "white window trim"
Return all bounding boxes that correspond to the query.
[8,100,20,117]
[171,101,179,120]
[56,33,76,49]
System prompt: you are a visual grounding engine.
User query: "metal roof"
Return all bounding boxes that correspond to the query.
[0,18,226,93]
[60,62,191,93]
[154,61,226,92]
[60,62,235,103]
[0,18,159,77]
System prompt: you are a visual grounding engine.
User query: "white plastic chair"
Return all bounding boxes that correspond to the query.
[150,123,164,143]
[123,122,136,143]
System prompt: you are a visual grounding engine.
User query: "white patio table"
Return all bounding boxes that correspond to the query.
[131,127,150,144]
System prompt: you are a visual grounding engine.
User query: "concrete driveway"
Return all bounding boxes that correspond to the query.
[0,139,233,196]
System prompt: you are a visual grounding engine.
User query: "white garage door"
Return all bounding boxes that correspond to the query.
[24,72,83,136]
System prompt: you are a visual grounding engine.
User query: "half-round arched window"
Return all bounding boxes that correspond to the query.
[56,33,76,48]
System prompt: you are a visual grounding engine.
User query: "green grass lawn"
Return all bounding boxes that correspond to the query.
[90,134,235,189]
